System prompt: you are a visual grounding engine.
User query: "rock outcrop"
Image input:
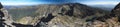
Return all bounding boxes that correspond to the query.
[86,3,120,27]
[0,2,15,27]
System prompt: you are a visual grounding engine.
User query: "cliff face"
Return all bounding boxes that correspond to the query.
[0,3,14,27]
[0,2,4,27]
[1,2,120,27]
[112,3,120,17]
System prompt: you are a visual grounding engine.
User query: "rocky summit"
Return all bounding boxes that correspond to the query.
[0,2,120,27]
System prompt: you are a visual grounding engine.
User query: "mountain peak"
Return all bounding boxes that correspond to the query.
[111,3,120,16]
[0,2,3,9]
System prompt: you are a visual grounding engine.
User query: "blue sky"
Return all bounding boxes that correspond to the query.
[0,0,120,5]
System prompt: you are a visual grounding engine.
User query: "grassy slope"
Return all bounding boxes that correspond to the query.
[7,6,38,21]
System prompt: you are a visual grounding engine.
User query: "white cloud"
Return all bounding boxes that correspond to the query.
[81,1,119,5]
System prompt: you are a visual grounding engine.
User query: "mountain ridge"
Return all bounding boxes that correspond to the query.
[1,3,119,27]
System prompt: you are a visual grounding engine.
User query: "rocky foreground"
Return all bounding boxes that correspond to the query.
[0,2,120,27]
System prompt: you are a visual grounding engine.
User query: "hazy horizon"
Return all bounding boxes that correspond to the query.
[0,0,120,11]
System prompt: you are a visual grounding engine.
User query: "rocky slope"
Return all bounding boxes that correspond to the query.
[1,2,120,27]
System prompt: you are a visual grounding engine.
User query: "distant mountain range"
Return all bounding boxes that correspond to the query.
[88,5,116,11]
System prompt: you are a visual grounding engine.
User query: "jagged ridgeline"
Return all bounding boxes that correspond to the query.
[3,2,120,27]
[5,3,109,27]
[6,3,109,24]
[0,2,5,27]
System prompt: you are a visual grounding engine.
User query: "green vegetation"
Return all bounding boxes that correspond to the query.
[7,6,38,21]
